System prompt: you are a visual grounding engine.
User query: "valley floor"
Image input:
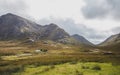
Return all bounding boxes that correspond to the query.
[0,40,120,75]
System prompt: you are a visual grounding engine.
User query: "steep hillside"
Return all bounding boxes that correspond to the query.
[72,34,93,46]
[0,13,41,40]
[99,33,120,46]
[0,13,69,41]
[40,23,70,40]
[0,13,95,47]
[98,33,120,52]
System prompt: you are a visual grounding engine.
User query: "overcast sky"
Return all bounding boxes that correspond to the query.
[0,0,120,44]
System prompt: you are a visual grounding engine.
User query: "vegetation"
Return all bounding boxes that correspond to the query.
[0,40,120,75]
[91,65,101,70]
[0,53,120,75]
[13,62,120,75]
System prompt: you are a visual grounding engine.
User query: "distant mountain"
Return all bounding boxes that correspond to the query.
[0,13,69,41]
[72,34,93,46]
[99,33,120,46]
[99,33,120,52]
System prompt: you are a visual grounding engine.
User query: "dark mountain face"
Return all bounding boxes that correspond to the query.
[0,13,41,39]
[0,13,70,41]
[72,34,93,46]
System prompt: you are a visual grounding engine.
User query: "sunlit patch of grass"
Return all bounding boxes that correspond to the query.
[14,62,120,75]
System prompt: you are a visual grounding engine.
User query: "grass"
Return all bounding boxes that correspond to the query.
[0,40,120,75]
[0,53,120,75]
[14,62,120,75]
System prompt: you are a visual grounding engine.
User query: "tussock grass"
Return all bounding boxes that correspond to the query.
[14,62,120,75]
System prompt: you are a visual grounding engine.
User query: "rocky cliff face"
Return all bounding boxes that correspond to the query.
[0,13,69,41]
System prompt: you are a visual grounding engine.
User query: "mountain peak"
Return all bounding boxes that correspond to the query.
[72,34,86,40]
[5,13,15,16]
[73,34,82,37]
[49,23,58,27]
[72,34,93,46]
[0,13,41,40]
[0,13,24,23]
[99,33,120,46]
[1,13,18,18]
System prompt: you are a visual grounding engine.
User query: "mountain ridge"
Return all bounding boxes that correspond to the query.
[0,13,93,46]
[99,33,120,46]
[98,33,120,52]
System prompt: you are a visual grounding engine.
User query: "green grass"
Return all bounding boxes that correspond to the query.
[14,62,120,75]
[0,54,120,75]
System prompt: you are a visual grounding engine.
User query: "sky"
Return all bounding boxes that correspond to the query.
[0,0,120,44]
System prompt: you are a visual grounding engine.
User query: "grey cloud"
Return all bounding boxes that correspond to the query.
[107,0,120,19]
[82,0,120,19]
[111,26,120,34]
[39,18,108,44]
[0,0,28,17]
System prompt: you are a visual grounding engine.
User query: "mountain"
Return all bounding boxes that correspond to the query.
[40,23,69,40]
[0,13,69,41]
[72,34,93,46]
[0,13,94,46]
[99,33,120,52]
[0,13,41,40]
[99,33,120,46]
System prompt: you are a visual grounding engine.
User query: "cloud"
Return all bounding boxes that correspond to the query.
[0,0,28,17]
[111,26,120,34]
[39,17,108,44]
[82,0,120,20]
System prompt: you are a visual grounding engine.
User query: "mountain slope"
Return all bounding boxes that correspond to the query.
[0,13,94,47]
[99,33,120,52]
[0,13,42,40]
[0,13,69,41]
[99,33,120,46]
[40,23,69,40]
[72,34,93,46]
